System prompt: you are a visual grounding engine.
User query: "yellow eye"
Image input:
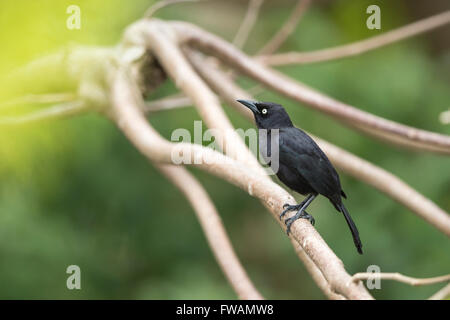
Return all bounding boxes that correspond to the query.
[261,108,268,114]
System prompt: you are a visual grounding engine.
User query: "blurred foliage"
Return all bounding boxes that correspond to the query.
[0,0,449,299]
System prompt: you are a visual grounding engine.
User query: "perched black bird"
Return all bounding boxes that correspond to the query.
[237,100,363,254]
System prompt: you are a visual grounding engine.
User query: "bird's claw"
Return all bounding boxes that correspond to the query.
[280,203,300,220]
[303,212,315,226]
[285,211,315,236]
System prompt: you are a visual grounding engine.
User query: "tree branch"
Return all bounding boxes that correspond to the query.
[0,100,87,125]
[258,10,450,65]
[156,163,263,299]
[233,0,264,49]
[291,240,346,300]
[139,20,265,174]
[0,92,76,110]
[352,272,450,286]
[257,0,310,55]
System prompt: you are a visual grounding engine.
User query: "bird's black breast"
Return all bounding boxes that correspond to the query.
[277,127,343,202]
[276,163,315,195]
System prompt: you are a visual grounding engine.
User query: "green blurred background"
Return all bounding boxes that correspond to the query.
[0,0,449,299]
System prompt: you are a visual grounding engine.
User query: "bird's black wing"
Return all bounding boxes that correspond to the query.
[279,127,342,200]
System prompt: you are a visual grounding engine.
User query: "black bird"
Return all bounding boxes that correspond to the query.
[237,100,363,254]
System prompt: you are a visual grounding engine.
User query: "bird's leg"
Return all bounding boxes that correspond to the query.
[285,194,317,235]
[280,196,310,220]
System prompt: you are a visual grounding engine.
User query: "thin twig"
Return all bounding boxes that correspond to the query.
[0,100,87,125]
[0,93,76,110]
[156,164,263,299]
[144,0,202,19]
[170,20,450,154]
[233,0,264,49]
[141,21,265,173]
[292,240,346,300]
[183,49,342,300]
[352,272,450,286]
[258,10,450,65]
[257,0,310,55]
[144,94,192,112]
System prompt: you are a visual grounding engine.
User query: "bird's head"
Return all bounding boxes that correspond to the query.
[237,100,293,129]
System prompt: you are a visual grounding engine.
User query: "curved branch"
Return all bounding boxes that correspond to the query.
[352,272,450,286]
[144,94,192,112]
[258,10,450,65]
[156,163,263,299]
[185,51,450,237]
[168,20,450,154]
[109,66,373,300]
[233,0,264,49]
[125,22,362,299]
[0,93,76,110]
[0,100,87,125]
[257,0,310,55]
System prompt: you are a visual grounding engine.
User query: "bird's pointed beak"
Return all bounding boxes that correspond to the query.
[237,99,260,114]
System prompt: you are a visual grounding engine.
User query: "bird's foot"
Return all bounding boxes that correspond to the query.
[285,211,315,236]
[280,203,301,220]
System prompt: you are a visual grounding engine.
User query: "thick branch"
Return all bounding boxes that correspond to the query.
[156,163,263,299]
[169,20,450,154]
[258,10,450,65]
[140,21,265,174]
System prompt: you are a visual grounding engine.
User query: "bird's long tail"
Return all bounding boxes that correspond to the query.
[337,203,363,254]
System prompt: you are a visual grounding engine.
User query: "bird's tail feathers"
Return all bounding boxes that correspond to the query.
[338,203,363,254]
